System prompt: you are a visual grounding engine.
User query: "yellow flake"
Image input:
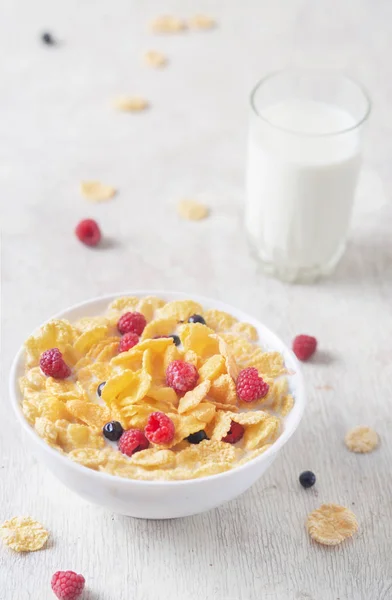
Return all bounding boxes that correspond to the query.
[141,317,178,341]
[183,349,198,366]
[137,296,166,321]
[41,397,73,422]
[208,374,237,405]
[230,321,258,341]
[306,504,358,546]
[66,400,111,430]
[74,325,109,355]
[157,299,203,321]
[68,448,110,469]
[179,323,219,358]
[177,199,209,221]
[108,296,140,312]
[243,416,280,450]
[177,440,239,467]
[198,354,226,381]
[178,380,211,414]
[80,181,116,202]
[203,309,237,332]
[130,449,176,468]
[184,401,216,424]
[0,517,48,552]
[214,335,239,381]
[113,96,149,112]
[220,333,255,364]
[57,423,105,452]
[345,426,379,453]
[24,319,76,367]
[144,50,167,67]
[35,417,59,446]
[188,15,216,30]
[149,15,186,33]
[246,350,286,378]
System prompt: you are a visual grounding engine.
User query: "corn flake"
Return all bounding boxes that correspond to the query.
[80,181,116,202]
[141,317,178,341]
[345,426,379,453]
[157,300,203,322]
[178,380,211,414]
[198,354,226,381]
[188,15,216,30]
[144,50,167,68]
[307,504,358,546]
[203,309,237,332]
[114,96,149,112]
[0,517,49,552]
[231,321,258,341]
[177,199,209,221]
[150,15,186,33]
[179,323,219,358]
[208,374,237,405]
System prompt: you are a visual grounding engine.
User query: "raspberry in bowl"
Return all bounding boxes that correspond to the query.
[9,291,305,518]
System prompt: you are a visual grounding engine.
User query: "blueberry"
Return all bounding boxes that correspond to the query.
[41,32,55,45]
[299,470,316,489]
[188,314,206,325]
[97,382,106,397]
[170,334,181,346]
[103,421,124,441]
[186,430,209,444]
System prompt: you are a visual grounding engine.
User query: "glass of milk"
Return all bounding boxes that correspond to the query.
[245,69,371,283]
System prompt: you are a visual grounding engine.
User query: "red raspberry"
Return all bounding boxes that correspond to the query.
[145,412,175,444]
[117,311,147,336]
[292,334,317,361]
[118,429,149,456]
[236,367,269,402]
[51,571,85,600]
[75,218,101,247]
[40,348,71,379]
[166,360,198,394]
[222,421,245,444]
[118,332,139,353]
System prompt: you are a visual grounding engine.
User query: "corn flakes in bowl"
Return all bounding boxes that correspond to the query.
[9,291,305,519]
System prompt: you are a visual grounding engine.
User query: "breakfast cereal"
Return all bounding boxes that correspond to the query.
[0,517,49,552]
[306,504,358,546]
[19,296,294,481]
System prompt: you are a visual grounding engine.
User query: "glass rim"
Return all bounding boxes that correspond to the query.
[249,68,372,137]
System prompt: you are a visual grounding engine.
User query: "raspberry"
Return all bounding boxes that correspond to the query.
[118,332,139,353]
[117,311,147,336]
[166,360,198,394]
[222,421,245,444]
[51,571,85,600]
[40,348,71,379]
[145,412,175,444]
[292,334,317,361]
[236,367,269,402]
[118,429,149,457]
[75,218,101,247]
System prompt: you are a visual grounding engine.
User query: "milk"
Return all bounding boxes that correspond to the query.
[245,99,362,281]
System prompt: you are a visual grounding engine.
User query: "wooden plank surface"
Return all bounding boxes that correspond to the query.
[1,0,392,598]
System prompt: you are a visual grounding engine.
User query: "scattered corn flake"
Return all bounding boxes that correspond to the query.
[345,426,379,453]
[230,321,258,341]
[203,309,237,332]
[149,15,186,33]
[157,299,203,321]
[198,354,226,381]
[177,199,209,221]
[208,373,237,405]
[306,504,358,546]
[178,379,211,414]
[113,96,149,112]
[0,517,49,553]
[188,14,216,30]
[144,50,167,67]
[80,181,116,202]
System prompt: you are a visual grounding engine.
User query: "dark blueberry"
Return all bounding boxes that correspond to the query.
[186,430,209,444]
[103,421,124,441]
[41,32,55,45]
[170,334,181,346]
[299,470,316,489]
[97,381,106,397]
[188,314,206,325]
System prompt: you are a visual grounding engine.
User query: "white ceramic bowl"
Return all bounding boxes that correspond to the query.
[9,291,305,519]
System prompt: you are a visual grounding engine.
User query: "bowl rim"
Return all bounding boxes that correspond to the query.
[9,290,306,487]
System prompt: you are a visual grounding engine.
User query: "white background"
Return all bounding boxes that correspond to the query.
[1,1,392,598]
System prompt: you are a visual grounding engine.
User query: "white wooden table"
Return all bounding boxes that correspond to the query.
[1,1,392,598]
